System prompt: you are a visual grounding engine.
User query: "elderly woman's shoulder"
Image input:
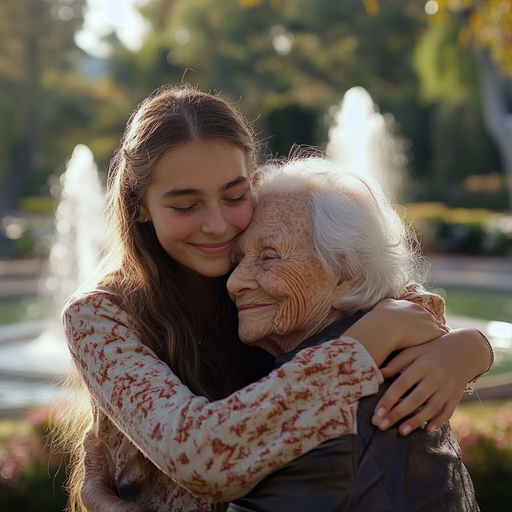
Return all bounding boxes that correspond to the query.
[398,282,446,325]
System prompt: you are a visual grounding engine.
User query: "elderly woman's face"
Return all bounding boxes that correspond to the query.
[227,194,346,356]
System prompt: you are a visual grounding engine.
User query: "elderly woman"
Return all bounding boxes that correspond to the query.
[78,155,489,512]
[225,157,480,512]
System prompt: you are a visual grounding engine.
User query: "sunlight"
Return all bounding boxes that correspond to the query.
[76,0,152,57]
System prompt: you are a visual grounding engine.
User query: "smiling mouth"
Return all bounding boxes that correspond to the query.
[237,303,271,312]
[191,239,235,255]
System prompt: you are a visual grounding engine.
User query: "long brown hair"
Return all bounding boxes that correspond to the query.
[55,84,272,511]
[102,83,264,398]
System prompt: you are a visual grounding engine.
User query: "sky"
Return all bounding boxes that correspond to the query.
[76,0,153,57]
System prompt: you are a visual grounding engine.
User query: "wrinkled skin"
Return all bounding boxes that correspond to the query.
[228,193,356,356]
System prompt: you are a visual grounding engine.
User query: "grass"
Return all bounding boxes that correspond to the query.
[0,296,53,327]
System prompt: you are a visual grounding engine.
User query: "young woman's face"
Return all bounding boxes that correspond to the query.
[143,139,254,278]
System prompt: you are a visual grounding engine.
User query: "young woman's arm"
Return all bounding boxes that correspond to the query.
[372,328,492,435]
[345,283,493,436]
[344,298,448,367]
[64,290,381,502]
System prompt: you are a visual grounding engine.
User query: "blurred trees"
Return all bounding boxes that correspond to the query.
[413,18,502,195]
[432,0,512,207]
[0,0,508,214]
[437,0,512,75]
[0,0,134,215]
[0,0,85,213]
[124,0,433,163]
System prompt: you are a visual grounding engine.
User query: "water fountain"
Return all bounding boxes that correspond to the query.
[0,145,105,407]
[326,86,408,202]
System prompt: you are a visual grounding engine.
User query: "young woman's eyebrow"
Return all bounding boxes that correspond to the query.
[160,188,200,199]
[160,176,249,200]
[220,176,250,192]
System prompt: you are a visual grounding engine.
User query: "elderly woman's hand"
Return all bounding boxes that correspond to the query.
[371,328,493,436]
[82,433,150,512]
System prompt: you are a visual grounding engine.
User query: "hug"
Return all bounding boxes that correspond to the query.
[59,85,489,512]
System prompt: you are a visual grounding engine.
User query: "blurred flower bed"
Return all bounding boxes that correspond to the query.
[1,403,512,511]
[0,408,67,512]
[452,401,512,511]
[403,202,512,255]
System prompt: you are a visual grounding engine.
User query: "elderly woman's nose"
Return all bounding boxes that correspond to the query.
[227,258,258,295]
[201,204,228,235]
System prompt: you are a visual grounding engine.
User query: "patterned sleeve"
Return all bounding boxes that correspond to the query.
[398,282,447,327]
[63,291,379,502]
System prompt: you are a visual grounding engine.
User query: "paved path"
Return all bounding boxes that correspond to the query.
[0,258,41,298]
[427,253,512,290]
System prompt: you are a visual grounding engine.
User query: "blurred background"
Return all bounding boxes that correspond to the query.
[0,0,512,510]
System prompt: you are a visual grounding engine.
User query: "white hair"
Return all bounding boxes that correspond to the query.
[253,157,425,313]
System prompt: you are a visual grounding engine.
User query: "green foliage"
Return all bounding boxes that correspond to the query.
[0,0,505,213]
[0,0,88,211]
[18,197,57,213]
[264,102,320,156]
[436,0,512,76]
[428,99,502,184]
[404,202,512,254]
[414,20,476,103]
[412,19,503,189]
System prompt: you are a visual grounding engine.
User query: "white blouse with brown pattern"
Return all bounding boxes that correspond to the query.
[62,283,445,512]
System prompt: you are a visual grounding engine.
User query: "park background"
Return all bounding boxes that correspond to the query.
[0,0,512,510]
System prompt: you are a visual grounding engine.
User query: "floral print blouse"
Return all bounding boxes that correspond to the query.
[62,283,445,512]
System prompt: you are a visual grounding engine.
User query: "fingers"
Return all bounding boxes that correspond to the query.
[380,344,429,377]
[373,361,437,431]
[395,392,445,435]
[373,367,462,436]
[372,375,414,426]
[424,399,459,433]
[373,383,429,432]
[379,367,397,379]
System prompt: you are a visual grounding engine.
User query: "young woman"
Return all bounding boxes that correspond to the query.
[58,84,493,512]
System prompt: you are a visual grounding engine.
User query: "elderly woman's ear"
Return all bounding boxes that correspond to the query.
[332,276,360,311]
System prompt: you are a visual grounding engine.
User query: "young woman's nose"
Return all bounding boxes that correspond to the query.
[227,258,258,298]
[201,203,228,236]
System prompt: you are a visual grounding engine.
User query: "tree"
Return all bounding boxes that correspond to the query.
[127,0,432,162]
[434,0,512,207]
[0,0,86,214]
[413,19,502,192]
[437,0,512,75]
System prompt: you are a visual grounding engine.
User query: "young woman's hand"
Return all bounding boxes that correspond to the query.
[82,433,150,512]
[345,298,448,367]
[371,328,493,436]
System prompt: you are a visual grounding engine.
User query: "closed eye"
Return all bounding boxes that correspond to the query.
[225,193,248,205]
[259,249,281,269]
[170,205,196,213]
